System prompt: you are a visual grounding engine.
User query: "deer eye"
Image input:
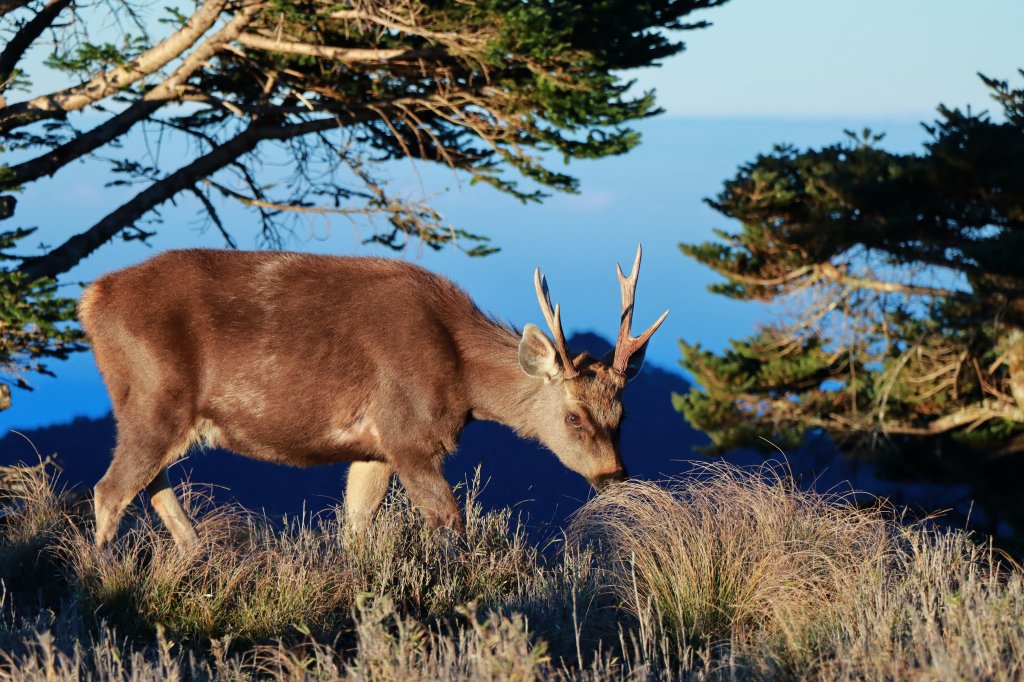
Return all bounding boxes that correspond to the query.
[566,412,582,428]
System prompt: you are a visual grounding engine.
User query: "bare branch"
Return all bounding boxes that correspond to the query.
[236,32,435,62]
[326,5,494,61]
[740,392,1021,439]
[697,261,813,289]
[328,8,462,41]
[18,121,275,279]
[4,100,162,187]
[703,259,970,300]
[189,186,237,248]
[815,263,970,300]
[1003,331,1024,415]
[205,182,361,217]
[0,0,32,18]
[880,401,1023,436]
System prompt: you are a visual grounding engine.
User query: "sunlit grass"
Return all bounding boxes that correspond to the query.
[0,457,1021,680]
[568,462,891,653]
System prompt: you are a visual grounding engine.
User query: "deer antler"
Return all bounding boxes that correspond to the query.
[534,268,579,379]
[612,244,669,374]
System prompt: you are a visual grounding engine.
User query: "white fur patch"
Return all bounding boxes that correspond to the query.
[331,414,381,450]
[189,419,223,450]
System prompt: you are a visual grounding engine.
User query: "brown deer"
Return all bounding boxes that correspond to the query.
[79,245,667,547]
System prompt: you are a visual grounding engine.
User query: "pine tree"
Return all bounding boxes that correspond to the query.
[0,224,83,409]
[676,72,1024,531]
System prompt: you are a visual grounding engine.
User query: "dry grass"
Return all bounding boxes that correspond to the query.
[0,456,67,546]
[253,598,550,682]
[568,462,891,652]
[58,480,351,641]
[568,460,1024,679]
[0,458,1021,680]
[343,477,542,619]
[809,528,1024,681]
[55,474,542,643]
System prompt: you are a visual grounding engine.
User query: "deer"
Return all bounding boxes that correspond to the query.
[78,245,668,548]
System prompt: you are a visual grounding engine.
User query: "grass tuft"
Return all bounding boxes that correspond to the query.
[568,461,891,653]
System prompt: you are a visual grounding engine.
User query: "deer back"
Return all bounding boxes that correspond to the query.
[80,250,484,466]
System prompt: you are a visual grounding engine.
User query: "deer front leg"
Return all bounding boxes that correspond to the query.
[146,469,199,548]
[393,457,464,534]
[345,461,393,532]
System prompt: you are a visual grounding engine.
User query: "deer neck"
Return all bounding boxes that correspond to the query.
[460,325,547,437]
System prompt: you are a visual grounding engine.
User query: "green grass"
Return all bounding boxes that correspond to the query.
[0,458,1021,680]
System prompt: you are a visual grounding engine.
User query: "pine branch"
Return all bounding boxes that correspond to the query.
[1,4,260,189]
[700,262,813,288]
[16,112,394,279]
[0,0,73,92]
[0,0,240,132]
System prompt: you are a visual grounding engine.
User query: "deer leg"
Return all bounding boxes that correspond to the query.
[95,448,165,548]
[393,458,464,534]
[345,461,393,532]
[95,417,189,548]
[145,469,199,548]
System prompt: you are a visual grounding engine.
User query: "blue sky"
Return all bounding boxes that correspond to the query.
[647,0,1024,119]
[1,0,1022,431]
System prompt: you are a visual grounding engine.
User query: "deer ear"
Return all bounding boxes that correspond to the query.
[519,323,560,379]
[601,343,647,382]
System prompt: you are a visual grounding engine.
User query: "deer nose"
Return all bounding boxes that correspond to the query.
[591,467,628,491]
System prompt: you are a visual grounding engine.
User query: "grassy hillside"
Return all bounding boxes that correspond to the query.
[0,459,1021,681]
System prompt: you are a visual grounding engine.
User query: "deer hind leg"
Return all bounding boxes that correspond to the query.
[145,469,198,547]
[94,448,160,548]
[345,461,393,532]
[94,417,190,548]
[393,457,464,535]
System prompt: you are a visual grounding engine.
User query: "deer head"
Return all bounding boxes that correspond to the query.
[517,244,669,489]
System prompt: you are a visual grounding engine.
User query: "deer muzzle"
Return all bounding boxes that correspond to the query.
[590,467,628,491]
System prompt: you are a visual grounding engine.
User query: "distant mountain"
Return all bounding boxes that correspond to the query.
[0,332,1014,544]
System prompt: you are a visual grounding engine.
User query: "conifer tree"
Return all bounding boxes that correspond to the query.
[677,71,1024,464]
